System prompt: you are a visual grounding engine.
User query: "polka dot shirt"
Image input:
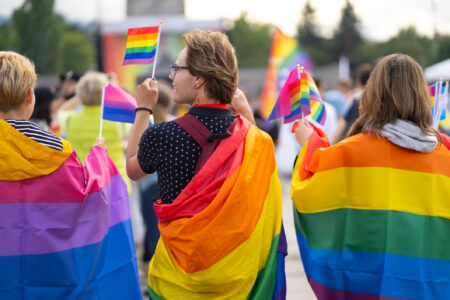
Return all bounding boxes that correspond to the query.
[137,106,236,204]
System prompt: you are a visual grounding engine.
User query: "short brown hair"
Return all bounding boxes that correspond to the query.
[349,54,441,142]
[183,30,238,104]
[0,51,36,113]
[76,72,108,106]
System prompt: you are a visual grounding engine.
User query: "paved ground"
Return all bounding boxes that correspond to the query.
[137,175,316,299]
[280,176,316,299]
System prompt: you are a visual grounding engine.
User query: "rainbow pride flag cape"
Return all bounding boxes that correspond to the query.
[261,27,314,119]
[0,120,142,299]
[268,66,326,125]
[291,127,450,299]
[102,82,138,124]
[123,25,160,65]
[148,117,286,299]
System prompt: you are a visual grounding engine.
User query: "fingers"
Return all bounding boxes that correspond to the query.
[94,137,107,151]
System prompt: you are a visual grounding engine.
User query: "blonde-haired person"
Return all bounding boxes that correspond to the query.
[126,30,286,299]
[64,72,129,185]
[291,54,450,299]
[0,53,144,298]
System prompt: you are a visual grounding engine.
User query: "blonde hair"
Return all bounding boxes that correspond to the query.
[76,72,108,106]
[0,51,37,113]
[348,54,441,143]
[183,30,238,104]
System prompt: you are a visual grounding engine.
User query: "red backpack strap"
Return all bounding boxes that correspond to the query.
[171,114,210,148]
[171,114,238,174]
[195,118,238,174]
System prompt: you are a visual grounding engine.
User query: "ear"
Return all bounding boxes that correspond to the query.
[26,88,34,104]
[193,76,206,88]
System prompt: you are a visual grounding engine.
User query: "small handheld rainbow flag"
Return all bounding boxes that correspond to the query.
[268,65,326,125]
[430,79,449,129]
[123,25,160,66]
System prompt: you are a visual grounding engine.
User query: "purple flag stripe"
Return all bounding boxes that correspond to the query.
[308,277,403,300]
[123,57,155,65]
[104,101,136,111]
[0,174,129,256]
[0,151,119,204]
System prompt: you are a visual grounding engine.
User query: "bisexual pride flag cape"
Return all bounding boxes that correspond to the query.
[148,117,287,299]
[0,120,142,299]
[291,127,450,299]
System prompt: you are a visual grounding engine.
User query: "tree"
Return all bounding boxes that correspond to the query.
[12,0,65,74]
[436,35,450,62]
[296,0,321,46]
[382,27,435,67]
[333,0,362,59]
[227,12,272,68]
[0,21,16,50]
[60,30,95,74]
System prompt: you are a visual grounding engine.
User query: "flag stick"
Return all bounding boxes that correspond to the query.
[99,81,109,138]
[151,21,163,80]
[297,64,305,122]
[434,79,443,128]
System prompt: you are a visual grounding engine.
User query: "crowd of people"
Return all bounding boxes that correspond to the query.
[0,28,449,300]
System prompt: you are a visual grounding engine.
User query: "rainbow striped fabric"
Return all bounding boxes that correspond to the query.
[0,120,142,299]
[291,128,450,299]
[102,82,138,123]
[123,25,160,65]
[148,117,286,299]
[268,67,326,125]
[261,27,314,119]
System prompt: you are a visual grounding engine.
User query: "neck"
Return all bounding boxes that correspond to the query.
[0,109,28,120]
[194,88,220,105]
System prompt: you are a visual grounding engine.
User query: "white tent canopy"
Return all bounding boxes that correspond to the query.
[424,58,450,82]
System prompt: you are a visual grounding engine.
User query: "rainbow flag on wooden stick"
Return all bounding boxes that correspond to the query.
[260,27,314,119]
[268,66,326,125]
[148,118,286,299]
[123,25,160,66]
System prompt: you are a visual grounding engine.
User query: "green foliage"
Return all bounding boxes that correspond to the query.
[0,22,16,50]
[333,0,362,59]
[227,12,272,68]
[12,0,65,74]
[437,35,450,62]
[6,0,95,75]
[352,26,436,67]
[60,30,95,74]
[297,0,321,46]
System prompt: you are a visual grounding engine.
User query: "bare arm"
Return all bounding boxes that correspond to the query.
[230,88,256,125]
[126,78,158,181]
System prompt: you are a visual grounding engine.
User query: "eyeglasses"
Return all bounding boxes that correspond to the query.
[169,65,189,79]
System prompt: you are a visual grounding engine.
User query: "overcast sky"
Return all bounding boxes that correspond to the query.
[1,0,449,41]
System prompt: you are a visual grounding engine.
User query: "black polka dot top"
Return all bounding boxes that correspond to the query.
[137,106,236,204]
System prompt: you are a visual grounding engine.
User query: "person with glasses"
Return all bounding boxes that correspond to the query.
[125,30,286,299]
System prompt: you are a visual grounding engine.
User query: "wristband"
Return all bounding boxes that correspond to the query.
[135,107,153,114]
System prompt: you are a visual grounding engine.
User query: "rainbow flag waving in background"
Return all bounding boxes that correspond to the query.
[268,66,326,125]
[261,27,314,119]
[0,120,142,299]
[148,117,286,299]
[123,25,160,65]
[291,128,450,299]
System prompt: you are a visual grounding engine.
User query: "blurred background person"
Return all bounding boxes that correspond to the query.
[30,86,63,132]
